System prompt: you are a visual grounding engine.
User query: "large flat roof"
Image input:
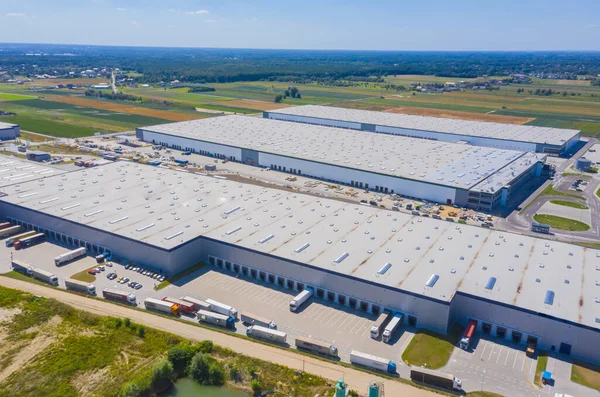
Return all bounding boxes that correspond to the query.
[0,121,18,130]
[140,116,545,192]
[267,105,581,147]
[0,161,598,330]
[0,154,66,188]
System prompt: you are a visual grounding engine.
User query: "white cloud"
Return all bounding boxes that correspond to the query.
[116,7,126,11]
[204,19,216,23]
[5,12,25,17]
[186,10,209,15]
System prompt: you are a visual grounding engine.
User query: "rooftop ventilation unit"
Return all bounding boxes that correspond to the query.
[378,263,392,275]
[426,274,439,288]
[544,290,555,306]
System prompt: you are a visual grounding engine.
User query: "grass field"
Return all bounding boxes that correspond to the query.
[534,351,548,385]
[401,324,463,369]
[571,359,600,392]
[549,200,589,209]
[539,184,586,200]
[533,214,590,231]
[0,92,37,101]
[70,267,96,283]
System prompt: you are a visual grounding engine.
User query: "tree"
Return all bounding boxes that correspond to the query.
[284,89,290,97]
[250,379,263,396]
[296,93,302,99]
[197,340,214,353]
[151,359,175,390]
[290,86,299,98]
[274,95,283,103]
[120,382,142,397]
[168,346,194,376]
[208,362,226,386]
[188,353,211,384]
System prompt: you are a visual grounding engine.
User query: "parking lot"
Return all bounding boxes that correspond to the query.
[445,334,538,396]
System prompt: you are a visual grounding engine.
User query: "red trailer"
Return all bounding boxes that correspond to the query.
[162,297,195,313]
[459,319,477,350]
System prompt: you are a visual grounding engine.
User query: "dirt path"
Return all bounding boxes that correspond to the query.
[0,277,439,397]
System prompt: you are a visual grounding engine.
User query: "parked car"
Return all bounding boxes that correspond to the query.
[153,274,159,279]
[87,269,97,275]
[120,277,130,284]
[158,276,166,282]
[134,283,142,290]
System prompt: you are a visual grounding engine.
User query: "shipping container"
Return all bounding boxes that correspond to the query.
[54,247,87,266]
[240,311,277,329]
[162,297,195,313]
[246,325,287,344]
[145,298,180,316]
[290,288,313,312]
[205,299,238,318]
[197,309,234,329]
[65,278,96,295]
[295,336,338,357]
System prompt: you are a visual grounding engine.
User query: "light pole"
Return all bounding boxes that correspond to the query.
[481,369,486,391]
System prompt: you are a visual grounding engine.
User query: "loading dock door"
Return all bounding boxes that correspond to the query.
[559,343,572,355]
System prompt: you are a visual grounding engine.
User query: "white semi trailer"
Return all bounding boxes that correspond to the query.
[65,278,96,295]
[246,325,287,344]
[205,298,238,319]
[55,247,87,266]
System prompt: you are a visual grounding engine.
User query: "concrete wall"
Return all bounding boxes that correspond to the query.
[450,293,600,364]
[0,126,20,141]
[200,237,451,333]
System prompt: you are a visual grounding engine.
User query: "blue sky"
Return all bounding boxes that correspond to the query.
[1,0,599,50]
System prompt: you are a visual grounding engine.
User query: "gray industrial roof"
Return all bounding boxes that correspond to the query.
[140,116,545,192]
[0,161,598,329]
[0,121,18,130]
[267,105,581,147]
[0,154,66,188]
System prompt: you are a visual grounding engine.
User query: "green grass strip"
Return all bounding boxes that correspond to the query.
[533,214,590,231]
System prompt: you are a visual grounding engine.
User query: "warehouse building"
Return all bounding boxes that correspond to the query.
[136,116,547,211]
[264,105,581,155]
[0,121,20,140]
[0,161,598,363]
[0,154,65,188]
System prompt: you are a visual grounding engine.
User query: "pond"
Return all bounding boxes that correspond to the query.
[162,378,250,397]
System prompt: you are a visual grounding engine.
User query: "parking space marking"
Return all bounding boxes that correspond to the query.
[520,354,525,372]
[480,340,489,359]
[513,350,519,369]
[496,346,503,363]
[488,343,496,360]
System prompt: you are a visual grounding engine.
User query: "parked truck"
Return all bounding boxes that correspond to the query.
[5,230,36,247]
[240,311,277,329]
[0,222,12,230]
[350,350,396,374]
[14,232,45,249]
[54,247,87,266]
[459,319,477,350]
[65,278,96,295]
[290,288,313,312]
[162,297,195,313]
[246,325,287,344]
[370,310,392,339]
[382,313,404,343]
[181,296,212,312]
[102,288,136,305]
[205,298,238,319]
[11,259,33,276]
[0,225,23,239]
[145,298,180,316]
[295,336,338,357]
[31,268,59,286]
[197,309,234,329]
[410,368,462,391]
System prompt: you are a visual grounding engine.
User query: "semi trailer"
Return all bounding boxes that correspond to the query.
[410,368,462,391]
[65,278,96,295]
[55,247,87,266]
[382,313,403,343]
[350,350,396,374]
[0,222,11,230]
[162,297,195,313]
[14,233,45,249]
[197,309,234,329]
[290,288,313,312]
[370,310,392,339]
[295,336,338,357]
[240,311,277,329]
[102,288,136,305]
[0,225,23,239]
[145,298,180,316]
[460,319,477,350]
[6,230,36,247]
[205,299,238,318]
[181,296,212,312]
[31,268,59,286]
[11,259,33,275]
[246,325,287,344]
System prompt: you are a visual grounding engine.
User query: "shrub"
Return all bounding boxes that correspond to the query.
[120,382,142,397]
[250,379,263,396]
[188,353,211,384]
[124,318,131,328]
[168,346,195,376]
[138,326,146,338]
[150,359,175,390]
[208,362,226,386]
[349,390,359,397]
[197,340,214,353]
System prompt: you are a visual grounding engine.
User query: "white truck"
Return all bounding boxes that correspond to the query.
[205,298,238,319]
[197,309,235,329]
[290,288,313,312]
[0,225,23,239]
[350,350,396,374]
[410,368,462,391]
[370,310,392,339]
[382,313,403,343]
[5,230,36,247]
[295,336,338,357]
[240,311,277,329]
[11,259,33,276]
[102,288,136,305]
[182,296,212,312]
[246,325,287,344]
[54,247,87,266]
[31,268,59,286]
[65,278,96,295]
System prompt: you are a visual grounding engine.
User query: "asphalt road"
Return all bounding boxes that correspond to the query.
[0,276,440,397]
